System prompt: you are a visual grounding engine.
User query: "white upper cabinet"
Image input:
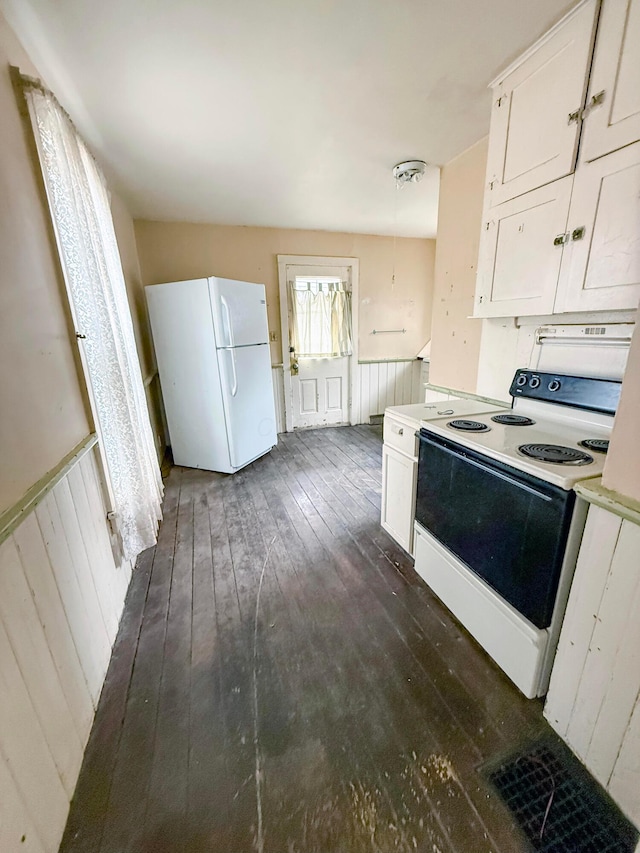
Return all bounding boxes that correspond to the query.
[485,0,598,208]
[580,0,640,162]
[474,177,573,318]
[474,0,640,319]
[555,141,640,311]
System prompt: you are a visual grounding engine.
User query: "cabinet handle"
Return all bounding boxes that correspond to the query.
[394,426,404,436]
[583,90,606,117]
[553,233,569,246]
[571,226,586,241]
[567,108,581,124]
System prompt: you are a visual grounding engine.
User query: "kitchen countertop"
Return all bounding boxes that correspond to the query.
[574,477,640,527]
[385,398,508,430]
[384,403,443,427]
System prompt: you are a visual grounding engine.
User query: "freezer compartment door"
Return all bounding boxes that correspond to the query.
[209,277,270,347]
[218,344,277,469]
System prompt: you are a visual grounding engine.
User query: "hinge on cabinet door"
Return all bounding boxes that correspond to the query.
[553,233,569,246]
[496,94,508,108]
[106,510,119,535]
[485,221,491,231]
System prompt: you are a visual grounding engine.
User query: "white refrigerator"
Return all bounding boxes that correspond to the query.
[146,276,277,474]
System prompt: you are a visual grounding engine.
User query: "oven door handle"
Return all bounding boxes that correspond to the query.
[419,433,554,502]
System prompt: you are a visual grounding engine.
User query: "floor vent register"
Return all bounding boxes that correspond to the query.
[483,739,639,853]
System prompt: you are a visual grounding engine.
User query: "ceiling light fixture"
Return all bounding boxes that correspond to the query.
[393,159,428,186]
[390,159,427,290]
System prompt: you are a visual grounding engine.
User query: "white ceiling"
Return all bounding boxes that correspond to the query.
[4,0,576,237]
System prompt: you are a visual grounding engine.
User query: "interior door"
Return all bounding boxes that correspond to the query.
[285,264,351,429]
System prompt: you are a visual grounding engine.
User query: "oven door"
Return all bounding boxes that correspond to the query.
[416,430,575,629]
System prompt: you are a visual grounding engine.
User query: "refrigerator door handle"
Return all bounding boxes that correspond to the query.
[220,296,235,348]
[228,349,238,397]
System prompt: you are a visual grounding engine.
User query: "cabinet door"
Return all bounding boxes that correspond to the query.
[381,445,417,555]
[555,141,640,312]
[485,0,597,208]
[474,176,573,318]
[580,0,640,162]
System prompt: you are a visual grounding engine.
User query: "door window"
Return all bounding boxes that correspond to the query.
[289,277,352,358]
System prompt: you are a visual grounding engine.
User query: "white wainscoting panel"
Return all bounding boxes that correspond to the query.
[357,359,424,423]
[545,504,640,829]
[0,445,132,852]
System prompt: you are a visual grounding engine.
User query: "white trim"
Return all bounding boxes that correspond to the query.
[488,0,598,87]
[0,434,98,546]
[277,254,359,431]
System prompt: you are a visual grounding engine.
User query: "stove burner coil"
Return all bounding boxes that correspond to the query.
[447,419,491,432]
[579,438,609,454]
[518,444,594,465]
[491,414,535,426]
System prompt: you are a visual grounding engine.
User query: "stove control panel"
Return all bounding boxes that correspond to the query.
[509,369,621,415]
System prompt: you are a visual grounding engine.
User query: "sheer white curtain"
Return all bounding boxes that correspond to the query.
[24,82,163,562]
[289,278,352,358]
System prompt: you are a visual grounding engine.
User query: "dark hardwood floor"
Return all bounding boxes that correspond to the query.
[60,425,547,853]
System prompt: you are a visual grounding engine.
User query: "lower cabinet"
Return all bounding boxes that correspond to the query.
[381,443,418,555]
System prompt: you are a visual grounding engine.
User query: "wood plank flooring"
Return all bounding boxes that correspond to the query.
[60,426,548,853]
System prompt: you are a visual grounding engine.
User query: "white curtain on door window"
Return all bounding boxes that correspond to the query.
[24,83,163,562]
[289,279,352,358]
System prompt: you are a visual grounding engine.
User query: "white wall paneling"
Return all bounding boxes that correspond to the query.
[0,439,132,852]
[357,359,424,424]
[545,504,640,829]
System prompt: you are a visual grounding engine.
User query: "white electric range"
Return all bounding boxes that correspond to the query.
[413,369,622,699]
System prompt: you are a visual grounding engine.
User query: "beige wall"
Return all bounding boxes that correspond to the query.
[134,221,435,364]
[602,311,640,501]
[111,194,166,454]
[0,14,91,515]
[429,137,487,393]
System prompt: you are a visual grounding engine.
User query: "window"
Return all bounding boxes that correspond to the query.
[289,276,352,358]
